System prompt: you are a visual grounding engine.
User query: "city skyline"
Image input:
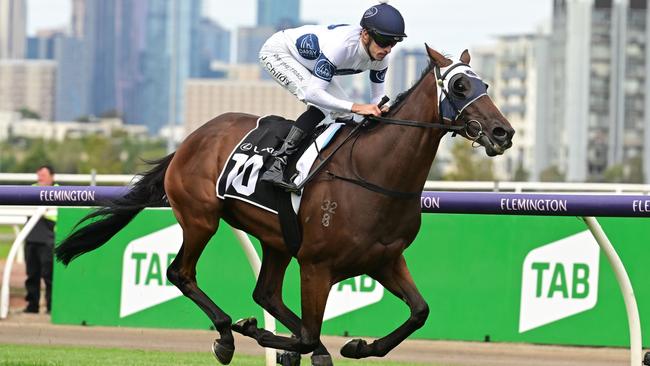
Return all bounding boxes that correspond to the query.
[27,0,552,56]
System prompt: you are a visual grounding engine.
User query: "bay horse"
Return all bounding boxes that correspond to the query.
[56,46,514,366]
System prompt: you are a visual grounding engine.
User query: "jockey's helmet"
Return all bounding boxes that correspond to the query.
[360,2,407,44]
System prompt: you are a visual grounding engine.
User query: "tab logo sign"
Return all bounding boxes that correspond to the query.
[519,231,600,332]
[120,224,183,318]
[324,275,384,321]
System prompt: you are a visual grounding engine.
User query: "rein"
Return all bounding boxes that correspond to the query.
[294,62,484,199]
[367,115,464,133]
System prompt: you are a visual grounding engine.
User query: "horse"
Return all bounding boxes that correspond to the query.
[55,45,514,366]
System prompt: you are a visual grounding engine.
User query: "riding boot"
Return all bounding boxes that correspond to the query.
[261,125,307,192]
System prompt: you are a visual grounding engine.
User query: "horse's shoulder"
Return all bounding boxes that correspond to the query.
[214,112,259,124]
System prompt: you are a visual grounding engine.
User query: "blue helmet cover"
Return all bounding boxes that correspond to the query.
[439,66,488,121]
[360,3,407,38]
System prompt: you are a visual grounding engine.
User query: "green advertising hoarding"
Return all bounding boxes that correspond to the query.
[53,208,650,347]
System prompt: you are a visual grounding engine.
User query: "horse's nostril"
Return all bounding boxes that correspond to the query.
[492,127,508,141]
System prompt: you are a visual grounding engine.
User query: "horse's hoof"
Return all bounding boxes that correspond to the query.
[340,338,367,359]
[211,339,235,365]
[232,317,257,335]
[311,353,333,366]
[276,351,301,366]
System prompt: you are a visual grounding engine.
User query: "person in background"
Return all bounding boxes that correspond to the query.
[23,165,57,314]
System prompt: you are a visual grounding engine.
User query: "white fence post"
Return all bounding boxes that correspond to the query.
[581,217,642,366]
[0,207,46,319]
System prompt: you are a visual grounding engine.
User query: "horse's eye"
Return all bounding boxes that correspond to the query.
[449,75,471,98]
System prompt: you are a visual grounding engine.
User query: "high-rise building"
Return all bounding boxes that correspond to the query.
[171,0,203,129]
[71,0,86,38]
[194,18,231,78]
[385,49,429,100]
[480,35,551,181]
[82,0,201,132]
[0,0,26,59]
[237,26,276,64]
[257,0,300,29]
[54,36,89,121]
[114,0,147,125]
[0,60,56,120]
[551,0,650,183]
[84,0,117,117]
[26,30,66,60]
[184,79,305,136]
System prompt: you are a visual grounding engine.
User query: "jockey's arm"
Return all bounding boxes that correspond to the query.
[369,68,388,105]
[304,50,383,117]
[303,77,354,113]
[304,80,381,117]
[369,70,389,113]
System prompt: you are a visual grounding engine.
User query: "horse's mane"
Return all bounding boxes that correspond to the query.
[387,61,435,115]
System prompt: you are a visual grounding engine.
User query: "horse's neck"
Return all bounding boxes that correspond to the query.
[391,74,439,125]
[377,74,446,189]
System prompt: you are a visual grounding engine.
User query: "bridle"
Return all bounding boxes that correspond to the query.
[434,61,489,144]
[369,61,489,143]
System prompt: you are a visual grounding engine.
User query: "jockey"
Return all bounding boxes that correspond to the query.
[258,1,407,191]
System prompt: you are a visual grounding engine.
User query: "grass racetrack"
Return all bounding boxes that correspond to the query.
[0,344,435,366]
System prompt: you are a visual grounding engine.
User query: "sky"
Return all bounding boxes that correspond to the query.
[27,0,552,57]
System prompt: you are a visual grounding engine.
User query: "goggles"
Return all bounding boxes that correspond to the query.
[370,31,402,48]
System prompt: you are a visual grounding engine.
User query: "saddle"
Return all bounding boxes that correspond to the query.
[216,115,344,256]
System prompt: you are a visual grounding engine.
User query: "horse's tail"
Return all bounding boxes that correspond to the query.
[55,153,175,265]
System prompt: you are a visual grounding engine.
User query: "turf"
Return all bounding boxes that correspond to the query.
[0,243,10,260]
[0,344,442,366]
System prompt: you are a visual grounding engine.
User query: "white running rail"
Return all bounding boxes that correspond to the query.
[0,207,46,318]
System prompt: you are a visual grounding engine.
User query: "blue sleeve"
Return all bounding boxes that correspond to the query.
[370,68,388,83]
[313,53,337,82]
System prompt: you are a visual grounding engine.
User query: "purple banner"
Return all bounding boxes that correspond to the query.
[0,186,649,217]
[0,186,129,206]
[421,191,650,217]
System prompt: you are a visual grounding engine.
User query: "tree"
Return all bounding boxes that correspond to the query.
[76,135,124,173]
[75,115,93,123]
[443,139,494,181]
[626,157,643,183]
[603,164,624,183]
[17,107,41,120]
[540,165,565,182]
[427,159,444,180]
[100,109,121,119]
[513,160,530,181]
[17,140,51,172]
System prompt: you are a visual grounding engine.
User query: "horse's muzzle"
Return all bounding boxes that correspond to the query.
[479,125,514,157]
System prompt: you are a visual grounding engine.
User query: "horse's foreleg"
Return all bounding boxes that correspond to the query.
[166,222,235,365]
[340,255,429,359]
[233,263,331,356]
[236,247,332,366]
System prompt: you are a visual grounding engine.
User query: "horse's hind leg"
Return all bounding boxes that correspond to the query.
[234,247,333,366]
[340,254,429,359]
[166,217,235,365]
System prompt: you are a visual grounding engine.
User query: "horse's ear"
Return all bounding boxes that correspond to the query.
[425,43,452,67]
[460,49,471,64]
